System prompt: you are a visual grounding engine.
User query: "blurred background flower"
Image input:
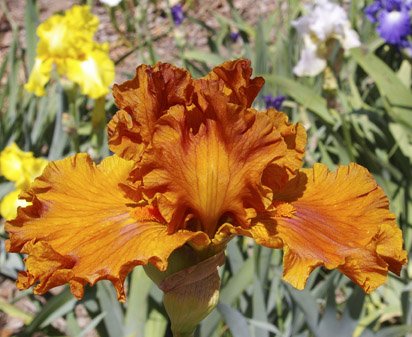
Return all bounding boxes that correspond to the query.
[0,144,47,220]
[293,0,361,76]
[365,0,412,51]
[263,94,286,110]
[171,4,185,26]
[100,0,123,7]
[25,5,115,99]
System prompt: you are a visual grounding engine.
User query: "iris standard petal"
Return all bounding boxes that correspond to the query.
[202,59,265,107]
[64,46,115,99]
[108,63,193,161]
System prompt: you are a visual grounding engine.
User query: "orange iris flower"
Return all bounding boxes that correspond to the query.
[6,59,407,301]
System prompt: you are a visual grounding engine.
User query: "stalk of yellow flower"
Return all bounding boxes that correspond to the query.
[91,97,107,153]
[6,60,407,334]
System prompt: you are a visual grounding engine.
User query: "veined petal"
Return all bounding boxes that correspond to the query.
[262,110,307,190]
[6,154,208,300]
[108,63,193,161]
[140,103,286,240]
[201,59,265,107]
[245,163,407,292]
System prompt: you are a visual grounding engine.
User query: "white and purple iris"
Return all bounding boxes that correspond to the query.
[365,0,412,49]
[292,0,361,77]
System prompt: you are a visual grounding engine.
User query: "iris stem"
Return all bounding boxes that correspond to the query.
[91,97,106,155]
[173,332,194,337]
[65,85,80,153]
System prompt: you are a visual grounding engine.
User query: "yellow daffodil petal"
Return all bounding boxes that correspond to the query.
[64,46,115,99]
[0,143,48,189]
[6,154,208,300]
[245,163,407,293]
[24,58,53,96]
[64,5,99,38]
[0,143,32,183]
[108,63,193,161]
[36,5,98,60]
[0,190,30,221]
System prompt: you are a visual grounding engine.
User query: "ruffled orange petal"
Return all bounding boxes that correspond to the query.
[244,163,407,293]
[6,154,208,300]
[108,63,193,161]
[261,110,307,191]
[202,59,264,107]
[266,109,307,173]
[139,102,286,240]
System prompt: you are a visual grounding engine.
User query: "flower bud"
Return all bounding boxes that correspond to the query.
[144,246,225,336]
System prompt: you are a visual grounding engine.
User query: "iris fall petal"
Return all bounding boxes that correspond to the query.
[246,163,407,292]
[6,154,207,300]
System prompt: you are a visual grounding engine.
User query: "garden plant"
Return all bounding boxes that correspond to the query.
[0,1,412,337]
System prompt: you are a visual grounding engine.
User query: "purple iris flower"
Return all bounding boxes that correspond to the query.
[229,31,240,42]
[377,9,411,44]
[171,4,185,26]
[263,94,286,110]
[365,2,382,22]
[365,0,412,48]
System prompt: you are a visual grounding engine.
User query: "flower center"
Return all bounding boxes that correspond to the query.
[191,126,231,237]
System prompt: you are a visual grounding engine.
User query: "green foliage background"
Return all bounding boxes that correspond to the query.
[0,0,411,336]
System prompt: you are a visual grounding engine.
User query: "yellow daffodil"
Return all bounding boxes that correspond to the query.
[63,44,115,99]
[25,5,114,99]
[0,143,48,220]
[0,191,31,222]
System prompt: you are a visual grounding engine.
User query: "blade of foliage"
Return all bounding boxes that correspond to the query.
[217,302,251,337]
[24,0,38,71]
[23,287,75,334]
[124,268,153,337]
[268,76,335,125]
[96,281,125,337]
[350,48,412,128]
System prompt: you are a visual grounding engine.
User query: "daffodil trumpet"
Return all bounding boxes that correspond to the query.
[6,59,407,335]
